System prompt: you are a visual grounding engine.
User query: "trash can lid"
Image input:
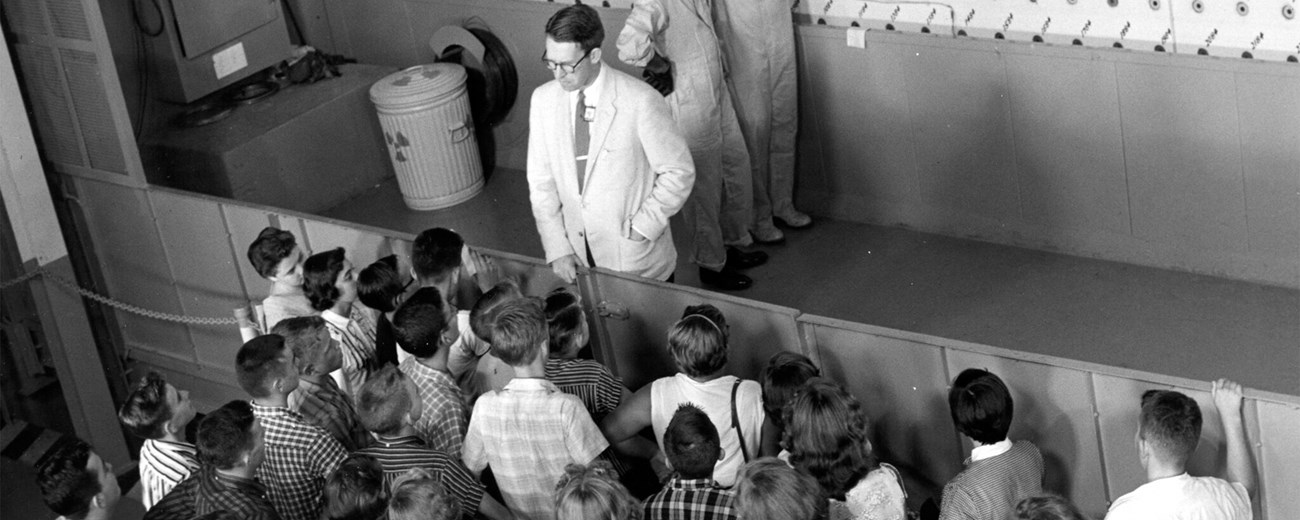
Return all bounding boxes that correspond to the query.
[370,63,468,109]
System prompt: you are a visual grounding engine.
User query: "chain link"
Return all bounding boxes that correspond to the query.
[1,267,240,326]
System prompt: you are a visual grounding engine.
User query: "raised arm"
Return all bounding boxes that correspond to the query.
[616,0,667,67]
[1212,378,1257,499]
[601,383,655,444]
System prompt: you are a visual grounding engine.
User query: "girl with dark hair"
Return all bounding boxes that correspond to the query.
[303,247,378,397]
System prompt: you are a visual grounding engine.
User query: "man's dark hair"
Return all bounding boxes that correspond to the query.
[35,437,101,519]
[358,254,404,313]
[489,298,548,366]
[118,372,173,440]
[197,400,258,470]
[471,280,524,345]
[322,454,388,520]
[1138,389,1202,465]
[664,404,720,480]
[247,227,296,279]
[411,228,463,283]
[392,287,450,358]
[303,247,348,312]
[272,316,329,376]
[545,4,605,53]
[948,368,1014,444]
[236,335,290,398]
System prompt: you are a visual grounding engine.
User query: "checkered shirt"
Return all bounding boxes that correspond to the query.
[400,356,468,456]
[139,439,199,510]
[463,378,609,520]
[288,376,371,451]
[250,402,348,520]
[356,434,486,519]
[143,465,280,520]
[643,477,738,520]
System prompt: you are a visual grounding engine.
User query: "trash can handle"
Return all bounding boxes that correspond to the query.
[449,121,471,143]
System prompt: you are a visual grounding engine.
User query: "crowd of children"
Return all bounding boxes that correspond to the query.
[32,225,1259,520]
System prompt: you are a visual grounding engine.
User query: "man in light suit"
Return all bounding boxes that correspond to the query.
[527,4,695,283]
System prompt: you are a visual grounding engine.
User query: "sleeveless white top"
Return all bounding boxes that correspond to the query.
[650,373,765,487]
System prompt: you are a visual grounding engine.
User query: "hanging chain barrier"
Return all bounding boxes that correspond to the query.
[1,266,240,326]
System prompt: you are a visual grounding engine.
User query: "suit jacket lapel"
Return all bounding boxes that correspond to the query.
[583,74,618,193]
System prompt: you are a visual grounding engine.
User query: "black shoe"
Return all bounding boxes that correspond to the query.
[726,247,768,270]
[699,267,753,290]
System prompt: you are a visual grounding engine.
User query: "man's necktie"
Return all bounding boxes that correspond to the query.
[574,89,590,193]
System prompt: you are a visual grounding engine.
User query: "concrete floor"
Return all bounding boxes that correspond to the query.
[323,170,1300,395]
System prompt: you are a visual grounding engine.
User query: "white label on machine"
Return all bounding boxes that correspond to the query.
[213,43,248,79]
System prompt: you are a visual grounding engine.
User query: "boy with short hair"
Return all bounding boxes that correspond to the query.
[459,280,521,401]
[732,458,825,520]
[247,227,312,329]
[236,334,348,520]
[145,400,281,520]
[355,365,512,520]
[1104,379,1255,520]
[388,469,461,520]
[118,372,199,509]
[320,454,388,520]
[393,287,469,455]
[412,228,499,392]
[462,298,610,520]
[939,368,1043,520]
[643,404,736,520]
[35,437,121,520]
[273,316,371,450]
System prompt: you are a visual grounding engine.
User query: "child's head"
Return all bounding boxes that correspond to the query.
[783,378,875,500]
[247,227,304,285]
[668,305,729,378]
[272,316,342,377]
[358,254,411,313]
[118,372,197,441]
[761,352,820,429]
[411,228,464,286]
[235,334,299,399]
[544,287,589,357]
[196,400,264,472]
[948,368,1014,445]
[391,287,458,358]
[553,461,641,520]
[388,468,460,520]
[303,247,358,312]
[1137,389,1202,468]
[469,279,524,344]
[663,403,722,480]
[489,297,549,367]
[322,454,388,520]
[356,365,420,436]
[36,438,120,519]
[733,458,825,520]
[1014,494,1089,520]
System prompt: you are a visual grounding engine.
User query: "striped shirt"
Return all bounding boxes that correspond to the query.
[400,356,468,456]
[287,376,371,451]
[463,378,609,520]
[251,402,348,520]
[143,465,280,520]
[322,307,378,395]
[939,440,1043,520]
[545,358,625,421]
[139,439,199,509]
[356,434,486,519]
[643,477,737,520]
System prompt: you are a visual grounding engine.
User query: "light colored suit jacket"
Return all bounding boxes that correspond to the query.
[527,64,695,281]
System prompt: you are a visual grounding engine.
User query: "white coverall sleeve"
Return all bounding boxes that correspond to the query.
[629,94,695,240]
[617,0,666,67]
[526,89,578,264]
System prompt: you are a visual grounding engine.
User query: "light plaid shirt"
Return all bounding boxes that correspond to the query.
[139,439,199,510]
[400,356,468,456]
[643,477,737,520]
[287,376,370,451]
[251,402,348,520]
[463,378,609,520]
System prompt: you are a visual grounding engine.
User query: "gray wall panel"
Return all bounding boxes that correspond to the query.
[1257,400,1300,520]
[1236,72,1300,259]
[220,204,279,303]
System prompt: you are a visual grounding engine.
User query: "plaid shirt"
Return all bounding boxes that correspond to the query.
[643,477,737,520]
[288,376,371,451]
[143,465,280,520]
[400,356,468,456]
[251,402,348,520]
[356,434,486,519]
[139,439,199,510]
[463,378,609,520]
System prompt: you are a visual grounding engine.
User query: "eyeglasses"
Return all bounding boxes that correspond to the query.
[541,49,593,74]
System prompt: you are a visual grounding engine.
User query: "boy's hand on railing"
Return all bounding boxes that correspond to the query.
[1211,378,1243,417]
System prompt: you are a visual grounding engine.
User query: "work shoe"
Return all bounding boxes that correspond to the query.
[699,266,753,291]
[752,221,785,244]
[726,247,768,270]
[774,210,813,229]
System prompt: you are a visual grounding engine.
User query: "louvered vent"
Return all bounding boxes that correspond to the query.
[46,0,92,41]
[13,44,84,167]
[3,0,50,37]
[61,49,126,174]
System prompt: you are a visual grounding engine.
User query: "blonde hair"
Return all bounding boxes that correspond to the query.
[554,462,641,520]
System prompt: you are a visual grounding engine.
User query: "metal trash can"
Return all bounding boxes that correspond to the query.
[370,63,483,210]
